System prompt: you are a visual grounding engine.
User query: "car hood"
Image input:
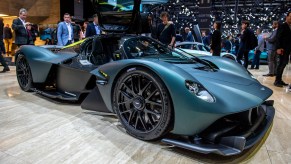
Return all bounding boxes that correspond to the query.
[173,63,272,109]
[174,64,257,86]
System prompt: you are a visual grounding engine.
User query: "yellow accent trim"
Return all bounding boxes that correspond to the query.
[62,39,86,49]
[99,70,108,77]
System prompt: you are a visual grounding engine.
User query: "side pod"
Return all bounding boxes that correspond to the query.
[81,87,112,113]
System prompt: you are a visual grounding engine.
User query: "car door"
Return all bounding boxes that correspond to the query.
[94,0,141,33]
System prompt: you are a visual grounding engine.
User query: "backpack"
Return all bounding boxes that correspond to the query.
[249,30,258,50]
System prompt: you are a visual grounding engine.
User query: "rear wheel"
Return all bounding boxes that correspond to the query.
[16,54,33,92]
[113,67,173,141]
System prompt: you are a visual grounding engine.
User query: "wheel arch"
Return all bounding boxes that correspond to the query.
[15,46,56,83]
[110,64,175,131]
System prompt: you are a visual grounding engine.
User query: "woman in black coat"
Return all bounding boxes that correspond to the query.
[210,21,222,56]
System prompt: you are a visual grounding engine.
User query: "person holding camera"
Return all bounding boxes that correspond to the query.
[274,12,291,87]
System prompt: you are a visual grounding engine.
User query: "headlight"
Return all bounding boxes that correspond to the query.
[185,80,215,103]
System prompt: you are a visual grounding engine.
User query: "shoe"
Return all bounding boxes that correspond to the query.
[255,67,259,70]
[249,67,254,69]
[274,81,283,87]
[263,74,274,77]
[279,81,288,86]
[1,67,10,73]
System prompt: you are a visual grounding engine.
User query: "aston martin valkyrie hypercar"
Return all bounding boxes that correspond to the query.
[15,0,275,156]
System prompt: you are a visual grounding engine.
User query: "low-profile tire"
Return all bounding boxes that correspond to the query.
[16,54,34,92]
[113,67,173,141]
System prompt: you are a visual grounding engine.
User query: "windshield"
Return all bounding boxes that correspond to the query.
[124,37,200,63]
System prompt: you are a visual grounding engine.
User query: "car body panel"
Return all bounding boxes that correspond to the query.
[91,57,272,135]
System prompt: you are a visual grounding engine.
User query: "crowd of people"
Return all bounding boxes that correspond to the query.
[1,8,291,89]
[154,11,291,88]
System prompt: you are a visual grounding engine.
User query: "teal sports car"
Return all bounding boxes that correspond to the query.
[248,50,268,63]
[14,0,275,156]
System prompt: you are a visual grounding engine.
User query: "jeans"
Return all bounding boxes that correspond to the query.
[275,51,290,83]
[251,50,261,69]
[267,50,277,74]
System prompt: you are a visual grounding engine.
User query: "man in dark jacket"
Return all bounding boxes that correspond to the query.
[12,8,29,47]
[236,20,253,69]
[3,24,13,55]
[210,21,222,56]
[157,12,176,48]
[0,17,10,73]
[274,12,291,87]
[86,14,102,38]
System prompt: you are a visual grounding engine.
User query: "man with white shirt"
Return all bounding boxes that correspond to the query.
[57,13,74,46]
[12,8,29,47]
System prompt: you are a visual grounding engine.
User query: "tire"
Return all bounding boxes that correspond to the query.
[113,67,173,141]
[16,54,34,92]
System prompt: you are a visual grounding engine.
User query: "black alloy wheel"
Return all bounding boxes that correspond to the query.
[16,54,33,92]
[113,67,173,141]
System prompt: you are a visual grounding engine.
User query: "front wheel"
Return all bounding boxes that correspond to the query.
[16,54,33,92]
[113,67,173,141]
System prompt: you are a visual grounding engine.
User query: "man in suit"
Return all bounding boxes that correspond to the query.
[86,14,101,38]
[185,27,194,42]
[236,20,253,69]
[12,8,29,47]
[274,12,291,87]
[57,13,74,46]
[264,21,279,77]
[3,24,13,55]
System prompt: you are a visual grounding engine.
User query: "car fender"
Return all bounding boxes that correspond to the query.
[91,59,216,134]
